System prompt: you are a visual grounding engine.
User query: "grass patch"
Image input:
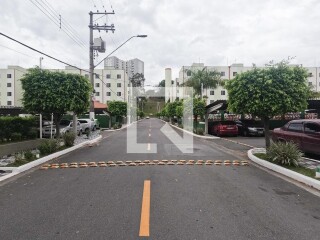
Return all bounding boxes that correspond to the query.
[254,153,318,180]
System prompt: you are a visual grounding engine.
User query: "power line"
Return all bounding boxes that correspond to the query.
[0,44,38,59]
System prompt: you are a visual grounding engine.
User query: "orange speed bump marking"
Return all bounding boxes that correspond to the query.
[139,180,151,237]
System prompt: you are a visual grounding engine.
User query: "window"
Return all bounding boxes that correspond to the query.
[7,74,12,78]
[106,74,111,79]
[287,123,303,132]
[95,83,100,87]
[309,82,313,86]
[117,74,121,79]
[106,92,111,96]
[210,90,214,95]
[95,74,100,79]
[117,83,121,87]
[308,73,313,77]
[233,72,237,76]
[7,83,12,87]
[7,92,12,96]
[304,123,320,134]
[95,92,100,96]
[106,83,111,87]
[187,70,191,76]
[221,90,226,95]
[220,72,225,76]
[117,92,121,96]
[7,101,12,105]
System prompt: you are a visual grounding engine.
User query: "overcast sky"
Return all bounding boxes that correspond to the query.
[1,0,320,85]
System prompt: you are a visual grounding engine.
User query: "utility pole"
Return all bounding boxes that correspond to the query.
[89,10,115,120]
[39,57,43,139]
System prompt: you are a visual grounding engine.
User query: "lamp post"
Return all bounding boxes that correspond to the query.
[89,35,147,120]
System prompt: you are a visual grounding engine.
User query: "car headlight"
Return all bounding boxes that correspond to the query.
[248,127,257,132]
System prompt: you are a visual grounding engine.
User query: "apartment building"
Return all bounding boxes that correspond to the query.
[0,65,128,107]
[165,63,320,104]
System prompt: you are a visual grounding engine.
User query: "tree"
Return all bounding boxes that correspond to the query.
[130,73,145,87]
[183,97,206,129]
[157,80,165,87]
[108,101,127,123]
[21,68,91,138]
[182,68,222,97]
[226,61,310,148]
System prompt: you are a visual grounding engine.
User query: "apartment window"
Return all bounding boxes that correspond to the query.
[95,74,100,79]
[106,74,111,79]
[117,74,121,79]
[233,72,237,76]
[7,74,12,78]
[7,92,12,96]
[117,83,121,87]
[117,92,121,96]
[210,90,214,95]
[106,83,111,87]
[220,72,225,76]
[171,81,174,85]
[106,92,111,96]
[95,92,100,96]
[308,73,313,77]
[187,70,191,76]
[7,101,12,106]
[309,82,313,86]
[221,90,226,95]
[95,83,100,87]
[7,83,12,87]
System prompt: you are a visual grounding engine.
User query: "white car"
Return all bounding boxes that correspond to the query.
[78,118,98,131]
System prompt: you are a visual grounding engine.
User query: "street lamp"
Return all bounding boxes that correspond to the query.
[89,34,147,120]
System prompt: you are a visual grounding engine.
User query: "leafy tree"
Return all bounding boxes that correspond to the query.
[21,68,91,138]
[182,68,222,97]
[130,73,145,87]
[157,80,165,87]
[108,101,127,123]
[226,61,310,148]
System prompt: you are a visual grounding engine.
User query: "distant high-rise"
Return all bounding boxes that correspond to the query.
[104,56,144,79]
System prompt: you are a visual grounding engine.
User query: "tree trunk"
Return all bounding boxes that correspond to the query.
[73,113,77,137]
[262,116,271,148]
[54,114,62,139]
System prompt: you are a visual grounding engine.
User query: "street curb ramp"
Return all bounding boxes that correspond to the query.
[0,135,102,183]
[248,148,320,191]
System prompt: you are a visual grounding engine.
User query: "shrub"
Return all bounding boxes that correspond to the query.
[24,151,34,161]
[62,132,75,147]
[27,128,38,139]
[11,132,22,141]
[38,139,59,155]
[267,141,303,167]
[0,116,36,142]
[196,128,204,135]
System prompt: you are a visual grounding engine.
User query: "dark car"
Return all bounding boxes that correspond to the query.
[235,120,264,137]
[212,121,238,137]
[272,119,320,155]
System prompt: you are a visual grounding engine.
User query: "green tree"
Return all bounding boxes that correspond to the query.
[130,73,145,87]
[226,61,310,148]
[182,68,222,97]
[183,98,206,129]
[21,68,91,138]
[108,101,127,123]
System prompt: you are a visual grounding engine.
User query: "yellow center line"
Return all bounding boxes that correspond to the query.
[139,180,151,237]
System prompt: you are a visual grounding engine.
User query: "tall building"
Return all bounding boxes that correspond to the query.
[171,63,320,105]
[104,56,144,80]
[0,65,128,107]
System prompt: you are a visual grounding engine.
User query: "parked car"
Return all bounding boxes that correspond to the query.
[235,120,264,137]
[78,118,98,131]
[272,119,320,155]
[78,120,91,133]
[42,120,82,137]
[211,121,238,137]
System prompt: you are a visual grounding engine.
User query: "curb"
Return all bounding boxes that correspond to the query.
[160,120,219,139]
[102,119,142,132]
[222,138,254,148]
[248,148,320,191]
[0,135,102,183]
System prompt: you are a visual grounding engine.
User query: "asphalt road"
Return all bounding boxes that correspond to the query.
[0,119,319,240]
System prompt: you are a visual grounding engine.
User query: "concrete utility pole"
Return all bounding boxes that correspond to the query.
[39,57,44,139]
[89,10,115,120]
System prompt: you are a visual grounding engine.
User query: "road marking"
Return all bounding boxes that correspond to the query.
[147,143,151,151]
[139,180,151,237]
[149,133,151,137]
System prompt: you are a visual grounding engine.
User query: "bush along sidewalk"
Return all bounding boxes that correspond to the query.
[254,141,319,180]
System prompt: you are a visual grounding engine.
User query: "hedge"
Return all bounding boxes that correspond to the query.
[0,116,37,142]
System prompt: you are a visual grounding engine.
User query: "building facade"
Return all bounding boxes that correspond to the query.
[0,65,128,107]
[165,63,320,104]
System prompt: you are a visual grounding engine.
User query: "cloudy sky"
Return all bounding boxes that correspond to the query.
[1,0,320,85]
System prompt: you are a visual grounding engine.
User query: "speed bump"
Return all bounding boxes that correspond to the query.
[153,160,159,163]
[186,161,194,165]
[214,160,222,166]
[177,162,184,165]
[40,166,49,170]
[126,161,132,164]
[139,163,146,166]
[79,163,88,168]
[107,161,115,165]
[143,160,150,163]
[162,160,168,163]
[148,162,156,165]
[241,161,249,166]
[167,161,175,165]
[135,160,142,164]
[98,161,106,165]
[233,160,240,166]
[99,163,107,167]
[129,163,137,166]
[158,162,165,165]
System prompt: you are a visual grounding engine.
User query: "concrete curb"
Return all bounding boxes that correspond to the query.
[102,119,142,132]
[0,135,102,183]
[160,120,219,139]
[248,148,320,191]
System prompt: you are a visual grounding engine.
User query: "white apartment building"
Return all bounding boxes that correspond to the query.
[104,56,144,80]
[165,63,320,105]
[0,65,128,107]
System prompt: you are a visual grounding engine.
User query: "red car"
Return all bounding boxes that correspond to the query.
[212,121,238,137]
[272,119,320,155]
